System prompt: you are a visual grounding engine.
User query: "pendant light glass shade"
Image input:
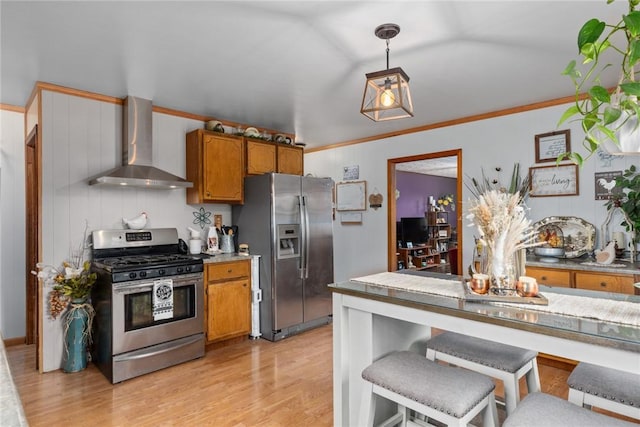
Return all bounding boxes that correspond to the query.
[361,67,413,121]
[360,23,414,121]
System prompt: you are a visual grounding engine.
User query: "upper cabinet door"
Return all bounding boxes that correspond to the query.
[277,145,303,176]
[246,139,276,175]
[186,130,245,204]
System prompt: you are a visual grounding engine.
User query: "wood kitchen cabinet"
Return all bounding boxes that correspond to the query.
[204,260,251,343]
[246,138,276,175]
[526,264,638,294]
[277,144,303,175]
[186,129,245,204]
[574,271,636,294]
[526,266,571,288]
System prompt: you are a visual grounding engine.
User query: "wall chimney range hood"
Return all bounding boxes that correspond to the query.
[89,96,193,189]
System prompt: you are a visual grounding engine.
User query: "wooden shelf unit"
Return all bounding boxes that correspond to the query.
[426,211,453,273]
[398,245,442,271]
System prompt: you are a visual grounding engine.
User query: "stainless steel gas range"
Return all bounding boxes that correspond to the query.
[91,228,204,383]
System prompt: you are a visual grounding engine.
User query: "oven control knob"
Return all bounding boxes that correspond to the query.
[139,271,147,278]
[158,269,166,276]
[177,267,184,273]
[129,272,137,279]
[185,266,192,272]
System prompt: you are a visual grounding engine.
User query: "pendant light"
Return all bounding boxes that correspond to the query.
[361,23,414,122]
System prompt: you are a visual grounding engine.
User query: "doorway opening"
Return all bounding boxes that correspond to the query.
[25,125,40,369]
[387,149,462,274]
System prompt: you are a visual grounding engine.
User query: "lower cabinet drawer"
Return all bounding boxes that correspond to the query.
[574,272,635,294]
[526,267,571,288]
[207,260,250,281]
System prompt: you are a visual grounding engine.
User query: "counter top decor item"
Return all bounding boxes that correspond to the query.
[466,163,536,294]
[558,0,640,165]
[606,165,639,261]
[532,216,596,258]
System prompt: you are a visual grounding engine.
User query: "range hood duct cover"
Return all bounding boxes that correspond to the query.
[89,96,193,189]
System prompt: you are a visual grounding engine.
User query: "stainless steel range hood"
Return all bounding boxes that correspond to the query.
[89,96,193,189]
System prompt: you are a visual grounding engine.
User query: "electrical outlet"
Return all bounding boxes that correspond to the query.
[214,214,222,229]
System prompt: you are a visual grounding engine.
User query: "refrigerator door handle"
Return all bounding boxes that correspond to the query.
[302,195,310,279]
[298,195,306,279]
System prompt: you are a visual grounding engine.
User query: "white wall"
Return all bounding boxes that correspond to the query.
[37,91,232,370]
[0,109,26,339]
[305,104,637,283]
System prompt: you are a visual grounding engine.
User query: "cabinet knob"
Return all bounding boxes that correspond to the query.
[541,276,547,281]
[600,282,607,287]
[227,269,233,273]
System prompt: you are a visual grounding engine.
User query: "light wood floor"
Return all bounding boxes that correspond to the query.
[4,325,629,426]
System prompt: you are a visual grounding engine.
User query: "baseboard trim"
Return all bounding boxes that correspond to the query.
[3,336,26,347]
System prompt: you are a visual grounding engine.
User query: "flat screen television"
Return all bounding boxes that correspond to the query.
[400,217,428,246]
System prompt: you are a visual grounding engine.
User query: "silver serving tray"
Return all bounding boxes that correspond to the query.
[532,216,596,258]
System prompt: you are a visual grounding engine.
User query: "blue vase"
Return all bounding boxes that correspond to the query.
[63,298,89,373]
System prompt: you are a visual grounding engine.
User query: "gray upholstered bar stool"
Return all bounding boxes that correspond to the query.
[426,331,540,415]
[360,351,498,427]
[567,362,640,421]
[503,392,638,427]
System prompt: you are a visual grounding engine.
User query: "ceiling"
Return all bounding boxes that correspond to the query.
[396,156,457,178]
[0,1,628,150]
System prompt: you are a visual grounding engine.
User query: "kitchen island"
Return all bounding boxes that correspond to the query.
[330,272,640,426]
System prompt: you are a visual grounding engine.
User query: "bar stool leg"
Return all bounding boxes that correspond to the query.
[483,393,499,427]
[525,360,541,393]
[360,382,376,426]
[504,374,520,415]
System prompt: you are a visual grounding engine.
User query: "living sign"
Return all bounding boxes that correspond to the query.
[529,164,579,197]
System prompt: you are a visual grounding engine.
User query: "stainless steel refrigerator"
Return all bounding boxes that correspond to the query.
[232,173,334,341]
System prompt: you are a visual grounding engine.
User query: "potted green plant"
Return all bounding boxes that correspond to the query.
[558,0,640,165]
[606,164,640,246]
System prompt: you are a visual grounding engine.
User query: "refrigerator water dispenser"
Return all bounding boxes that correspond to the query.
[277,224,300,259]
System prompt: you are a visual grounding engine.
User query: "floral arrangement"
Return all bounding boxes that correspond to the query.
[31,222,96,320]
[34,260,97,319]
[437,194,455,210]
[466,190,538,286]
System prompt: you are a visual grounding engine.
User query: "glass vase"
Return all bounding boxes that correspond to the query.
[486,249,517,296]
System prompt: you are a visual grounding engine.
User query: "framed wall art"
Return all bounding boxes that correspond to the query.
[594,171,623,200]
[336,180,366,211]
[529,164,579,197]
[534,130,571,163]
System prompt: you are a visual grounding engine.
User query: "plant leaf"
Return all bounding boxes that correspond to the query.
[578,19,606,51]
[624,11,640,37]
[603,105,622,125]
[557,105,580,126]
[620,81,640,96]
[589,85,611,103]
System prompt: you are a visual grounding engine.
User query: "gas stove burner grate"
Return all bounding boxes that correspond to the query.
[98,254,194,267]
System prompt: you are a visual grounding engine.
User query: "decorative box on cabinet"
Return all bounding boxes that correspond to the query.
[186,129,245,204]
[276,144,303,175]
[246,138,276,175]
[204,260,251,343]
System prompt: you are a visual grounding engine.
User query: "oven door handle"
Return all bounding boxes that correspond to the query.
[114,277,201,293]
[113,334,203,361]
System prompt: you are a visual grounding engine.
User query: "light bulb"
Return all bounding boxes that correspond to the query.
[380,89,395,107]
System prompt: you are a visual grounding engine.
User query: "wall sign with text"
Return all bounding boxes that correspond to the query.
[534,130,571,163]
[529,164,579,197]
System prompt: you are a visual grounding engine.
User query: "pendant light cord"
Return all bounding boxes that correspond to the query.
[386,39,390,70]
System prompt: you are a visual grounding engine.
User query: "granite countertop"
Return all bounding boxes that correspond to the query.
[198,253,258,264]
[526,255,640,275]
[0,336,28,426]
